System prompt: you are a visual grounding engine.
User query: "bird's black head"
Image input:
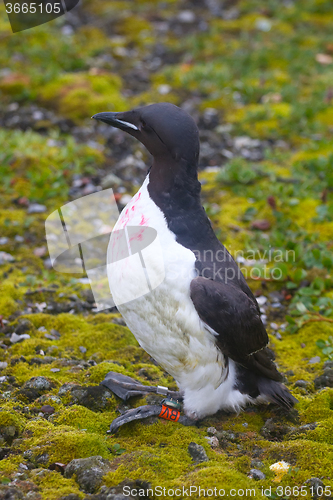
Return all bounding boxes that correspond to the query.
[92,102,200,167]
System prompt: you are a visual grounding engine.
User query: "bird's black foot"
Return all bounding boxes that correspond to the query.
[101,371,182,401]
[109,405,162,434]
[108,402,198,434]
[101,371,196,433]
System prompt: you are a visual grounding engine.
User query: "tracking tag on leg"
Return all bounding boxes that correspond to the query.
[159,404,180,422]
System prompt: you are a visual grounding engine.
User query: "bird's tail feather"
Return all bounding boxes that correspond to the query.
[258,378,298,410]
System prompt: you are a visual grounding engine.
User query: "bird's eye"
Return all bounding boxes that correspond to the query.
[141,120,147,128]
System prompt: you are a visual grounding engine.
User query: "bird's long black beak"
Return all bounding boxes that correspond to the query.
[92,112,139,131]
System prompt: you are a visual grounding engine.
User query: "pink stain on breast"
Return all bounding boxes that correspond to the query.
[129,228,145,243]
[139,214,149,226]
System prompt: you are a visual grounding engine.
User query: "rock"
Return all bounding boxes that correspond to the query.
[305,477,325,499]
[58,384,114,411]
[0,251,15,264]
[215,430,237,442]
[256,296,267,306]
[260,418,290,441]
[177,10,196,23]
[79,346,87,354]
[250,459,263,469]
[309,356,321,364]
[36,453,50,465]
[40,405,55,415]
[44,333,57,341]
[205,436,219,447]
[249,469,266,480]
[33,246,46,257]
[50,329,61,338]
[287,423,317,436]
[10,333,30,343]
[0,486,24,499]
[25,377,54,391]
[27,203,47,214]
[294,380,310,389]
[15,319,34,335]
[188,442,209,464]
[17,377,56,402]
[323,360,333,368]
[81,289,95,304]
[0,362,7,369]
[314,367,333,389]
[251,219,271,231]
[64,456,110,493]
[207,426,217,435]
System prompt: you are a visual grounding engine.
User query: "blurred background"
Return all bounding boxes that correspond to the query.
[1,0,333,497]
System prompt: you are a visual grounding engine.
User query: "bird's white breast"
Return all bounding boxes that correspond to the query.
[107,175,251,417]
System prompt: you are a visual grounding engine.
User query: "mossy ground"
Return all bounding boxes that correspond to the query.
[1,0,333,498]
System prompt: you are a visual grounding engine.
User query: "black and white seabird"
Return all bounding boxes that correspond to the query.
[93,103,297,432]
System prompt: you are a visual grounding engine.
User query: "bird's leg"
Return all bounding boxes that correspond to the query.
[101,371,197,433]
[101,371,182,400]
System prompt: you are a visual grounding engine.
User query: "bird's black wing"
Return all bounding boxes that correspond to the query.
[190,277,282,381]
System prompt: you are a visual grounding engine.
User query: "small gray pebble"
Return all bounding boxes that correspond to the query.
[207,427,217,435]
[27,203,47,214]
[188,442,209,464]
[251,460,263,469]
[294,380,309,388]
[309,356,321,364]
[249,469,266,480]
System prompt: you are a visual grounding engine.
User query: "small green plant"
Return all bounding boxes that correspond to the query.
[110,443,126,456]
[316,337,333,360]
[216,158,264,185]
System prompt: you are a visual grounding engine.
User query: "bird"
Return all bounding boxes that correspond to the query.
[92,103,297,432]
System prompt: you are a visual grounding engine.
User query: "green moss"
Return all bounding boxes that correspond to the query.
[0,455,25,475]
[51,405,114,435]
[0,282,24,317]
[39,73,128,123]
[0,410,25,432]
[298,389,333,423]
[23,420,112,463]
[269,321,333,383]
[31,469,84,500]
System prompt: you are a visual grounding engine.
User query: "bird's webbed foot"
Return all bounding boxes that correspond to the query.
[101,371,196,433]
[108,405,162,434]
[108,402,197,434]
